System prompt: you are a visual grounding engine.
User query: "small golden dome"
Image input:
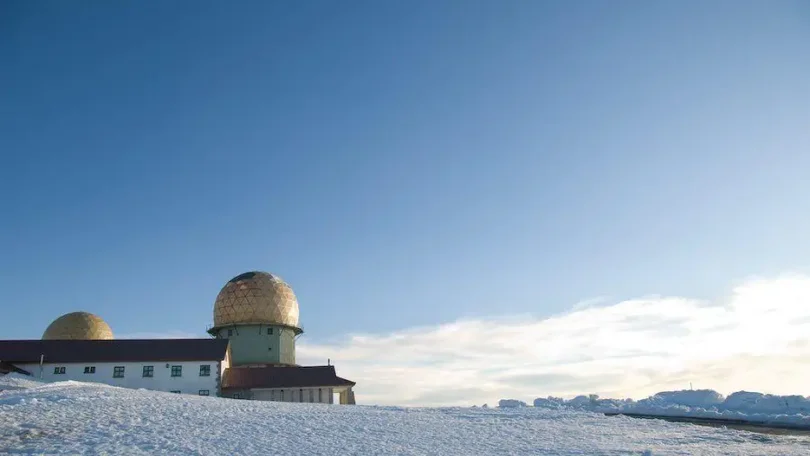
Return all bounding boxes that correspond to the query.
[213,271,300,329]
[43,311,114,340]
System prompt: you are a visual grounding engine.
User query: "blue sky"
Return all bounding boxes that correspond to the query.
[2,1,810,402]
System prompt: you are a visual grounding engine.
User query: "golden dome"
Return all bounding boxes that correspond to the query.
[42,311,114,340]
[213,271,301,329]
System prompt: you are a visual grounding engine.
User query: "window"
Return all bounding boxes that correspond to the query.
[227,329,233,336]
[309,389,314,403]
[113,366,125,378]
[199,390,209,396]
[170,390,181,394]
[53,366,65,375]
[171,365,182,377]
[199,365,211,377]
[142,366,154,377]
[83,366,95,374]
[267,328,273,335]
[299,389,304,402]
[318,388,323,403]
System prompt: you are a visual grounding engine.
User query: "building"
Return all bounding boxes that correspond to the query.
[0,271,356,404]
[209,271,355,404]
[222,365,355,404]
[208,271,301,366]
[0,338,230,396]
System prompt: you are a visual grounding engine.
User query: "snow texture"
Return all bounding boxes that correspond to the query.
[1,376,809,455]
[530,389,810,429]
[0,373,43,392]
[497,399,527,408]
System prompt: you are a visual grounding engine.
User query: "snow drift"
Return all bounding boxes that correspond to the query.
[0,372,44,392]
[498,399,527,408]
[526,389,810,429]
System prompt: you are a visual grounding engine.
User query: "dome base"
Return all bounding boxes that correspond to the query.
[207,322,303,337]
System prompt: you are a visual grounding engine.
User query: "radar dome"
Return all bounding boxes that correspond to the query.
[42,311,114,340]
[213,271,300,330]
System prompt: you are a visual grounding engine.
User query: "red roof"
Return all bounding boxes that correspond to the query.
[222,365,355,389]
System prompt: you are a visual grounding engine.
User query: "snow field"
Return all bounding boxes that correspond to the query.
[1,377,809,455]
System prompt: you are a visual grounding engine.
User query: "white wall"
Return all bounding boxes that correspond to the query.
[18,360,222,396]
[250,387,334,404]
[220,349,230,377]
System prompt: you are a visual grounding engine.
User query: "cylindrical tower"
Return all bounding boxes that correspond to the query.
[208,271,302,366]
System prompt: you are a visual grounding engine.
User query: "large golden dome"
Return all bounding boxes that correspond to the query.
[213,271,300,329]
[42,311,114,340]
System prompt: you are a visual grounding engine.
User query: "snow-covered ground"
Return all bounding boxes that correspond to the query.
[2,376,809,455]
[520,389,810,430]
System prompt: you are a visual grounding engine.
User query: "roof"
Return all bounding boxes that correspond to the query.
[0,339,230,364]
[222,365,355,390]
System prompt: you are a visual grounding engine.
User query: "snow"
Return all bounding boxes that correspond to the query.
[530,389,810,429]
[1,377,809,455]
[723,391,810,415]
[0,373,44,392]
[497,399,526,408]
[647,390,724,408]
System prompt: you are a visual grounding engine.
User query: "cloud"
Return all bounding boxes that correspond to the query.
[298,274,810,406]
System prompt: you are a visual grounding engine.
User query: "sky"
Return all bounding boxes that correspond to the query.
[1,1,809,405]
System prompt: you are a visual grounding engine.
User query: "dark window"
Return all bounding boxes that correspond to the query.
[199,365,211,377]
[318,388,322,403]
[199,390,209,396]
[83,366,95,374]
[267,328,273,335]
[113,366,125,378]
[170,390,181,394]
[309,389,314,403]
[171,365,182,377]
[299,389,303,402]
[228,272,256,283]
[142,366,154,377]
[227,329,233,337]
[53,366,65,375]
[229,272,256,283]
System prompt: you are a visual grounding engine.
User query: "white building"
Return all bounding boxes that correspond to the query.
[1,338,231,396]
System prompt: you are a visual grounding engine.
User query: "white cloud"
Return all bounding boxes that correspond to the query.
[298,274,810,407]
